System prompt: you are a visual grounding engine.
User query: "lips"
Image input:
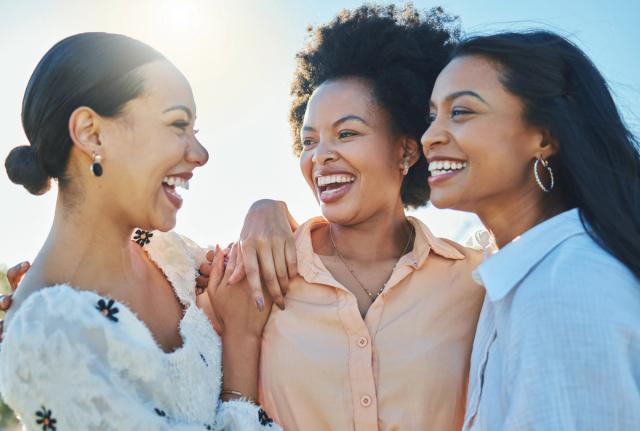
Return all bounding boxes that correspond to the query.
[427,158,467,185]
[315,173,356,204]
[162,174,191,209]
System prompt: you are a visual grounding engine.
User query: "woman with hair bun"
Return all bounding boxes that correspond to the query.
[1,32,281,430]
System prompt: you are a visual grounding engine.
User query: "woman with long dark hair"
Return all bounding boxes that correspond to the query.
[422,31,640,430]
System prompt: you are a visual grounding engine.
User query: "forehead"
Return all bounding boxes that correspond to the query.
[135,60,195,112]
[303,78,380,124]
[432,55,504,100]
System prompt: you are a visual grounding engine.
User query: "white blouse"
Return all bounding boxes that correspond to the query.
[0,230,280,431]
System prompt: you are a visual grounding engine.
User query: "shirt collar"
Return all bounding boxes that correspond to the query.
[475,208,585,302]
[295,216,465,284]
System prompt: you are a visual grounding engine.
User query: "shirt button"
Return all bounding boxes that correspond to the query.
[357,337,369,348]
[360,395,372,407]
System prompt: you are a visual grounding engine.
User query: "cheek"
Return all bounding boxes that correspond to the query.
[299,152,315,190]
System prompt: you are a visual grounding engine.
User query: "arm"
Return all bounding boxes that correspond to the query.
[0,306,211,430]
[205,245,281,430]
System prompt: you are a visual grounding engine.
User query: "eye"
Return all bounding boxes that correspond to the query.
[451,108,472,119]
[301,138,316,148]
[338,130,357,139]
[427,112,437,123]
[172,120,190,131]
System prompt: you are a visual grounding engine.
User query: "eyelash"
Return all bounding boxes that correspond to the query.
[172,121,190,130]
[339,130,357,139]
[428,108,473,123]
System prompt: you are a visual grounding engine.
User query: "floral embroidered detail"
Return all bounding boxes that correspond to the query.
[258,408,274,427]
[133,229,154,247]
[35,406,57,430]
[199,352,208,367]
[154,407,167,417]
[95,299,119,322]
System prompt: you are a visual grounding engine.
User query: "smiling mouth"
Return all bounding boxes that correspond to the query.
[428,160,468,178]
[162,175,190,208]
[316,174,356,203]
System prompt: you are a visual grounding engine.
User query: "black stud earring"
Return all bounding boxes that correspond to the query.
[91,152,103,177]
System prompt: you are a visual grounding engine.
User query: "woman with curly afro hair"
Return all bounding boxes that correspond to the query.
[253,5,484,430]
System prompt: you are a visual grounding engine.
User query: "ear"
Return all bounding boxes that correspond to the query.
[536,129,559,160]
[399,137,421,167]
[68,107,102,159]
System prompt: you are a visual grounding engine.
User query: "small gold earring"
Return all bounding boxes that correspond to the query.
[401,159,410,176]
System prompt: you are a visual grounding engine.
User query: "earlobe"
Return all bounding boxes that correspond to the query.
[401,137,421,166]
[68,107,102,158]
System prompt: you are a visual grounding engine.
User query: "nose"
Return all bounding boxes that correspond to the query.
[420,119,449,155]
[311,136,339,165]
[186,135,209,167]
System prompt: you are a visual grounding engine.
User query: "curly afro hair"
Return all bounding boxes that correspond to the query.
[289,4,460,208]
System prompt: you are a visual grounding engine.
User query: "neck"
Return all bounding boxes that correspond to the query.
[326,202,412,262]
[34,193,143,293]
[477,188,568,248]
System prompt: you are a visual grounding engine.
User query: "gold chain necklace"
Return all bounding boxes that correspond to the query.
[328,222,414,302]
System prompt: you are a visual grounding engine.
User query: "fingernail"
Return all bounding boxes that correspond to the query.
[278,302,285,311]
[256,297,264,312]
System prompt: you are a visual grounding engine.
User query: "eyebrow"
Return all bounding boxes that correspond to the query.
[163,105,193,120]
[302,114,369,133]
[444,90,488,105]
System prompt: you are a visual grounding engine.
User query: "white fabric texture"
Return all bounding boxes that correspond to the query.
[464,209,640,431]
[0,230,279,431]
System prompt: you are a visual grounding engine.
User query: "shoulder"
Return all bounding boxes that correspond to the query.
[143,230,203,305]
[510,232,640,336]
[520,232,638,303]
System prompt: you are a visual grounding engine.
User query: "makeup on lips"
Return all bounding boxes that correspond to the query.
[427,159,468,185]
[315,173,356,204]
[162,173,192,209]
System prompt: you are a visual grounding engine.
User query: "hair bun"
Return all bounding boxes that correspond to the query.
[5,145,51,195]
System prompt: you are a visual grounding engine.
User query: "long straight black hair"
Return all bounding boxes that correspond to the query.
[452,31,640,277]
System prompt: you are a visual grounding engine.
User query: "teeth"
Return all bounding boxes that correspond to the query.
[428,160,467,173]
[317,174,356,187]
[162,176,190,190]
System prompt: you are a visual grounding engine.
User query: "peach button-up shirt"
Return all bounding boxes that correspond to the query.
[259,217,484,431]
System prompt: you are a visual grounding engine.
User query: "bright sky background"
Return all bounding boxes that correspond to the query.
[0,0,638,266]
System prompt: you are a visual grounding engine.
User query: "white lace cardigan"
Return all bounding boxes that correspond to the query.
[0,230,281,431]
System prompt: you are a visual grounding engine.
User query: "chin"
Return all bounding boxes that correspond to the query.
[319,202,361,226]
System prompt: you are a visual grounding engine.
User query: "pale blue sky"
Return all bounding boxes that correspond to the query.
[0,0,638,265]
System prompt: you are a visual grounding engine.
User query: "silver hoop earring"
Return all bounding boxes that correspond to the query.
[534,157,554,192]
[91,152,103,177]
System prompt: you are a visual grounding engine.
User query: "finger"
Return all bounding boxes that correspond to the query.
[256,246,285,310]
[228,244,246,284]
[284,237,298,284]
[271,240,290,296]
[0,295,12,311]
[239,245,266,311]
[223,243,240,279]
[206,245,225,295]
[205,249,214,263]
[195,276,209,290]
[199,262,213,277]
[7,261,30,291]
